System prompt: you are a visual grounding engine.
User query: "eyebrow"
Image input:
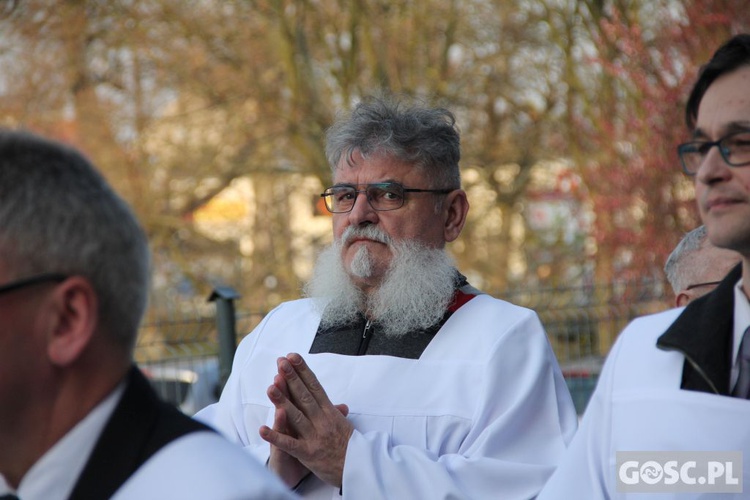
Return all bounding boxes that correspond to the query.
[692,121,750,139]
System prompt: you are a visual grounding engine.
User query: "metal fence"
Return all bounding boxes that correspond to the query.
[502,278,671,362]
[135,279,673,414]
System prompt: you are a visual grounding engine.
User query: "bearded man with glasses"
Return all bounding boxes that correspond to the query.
[198,95,577,499]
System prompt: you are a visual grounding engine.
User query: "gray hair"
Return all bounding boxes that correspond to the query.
[664,225,708,294]
[325,95,462,189]
[0,130,150,354]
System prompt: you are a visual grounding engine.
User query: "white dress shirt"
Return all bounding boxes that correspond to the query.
[730,279,750,390]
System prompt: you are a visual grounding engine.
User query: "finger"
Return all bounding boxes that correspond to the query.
[267,383,315,436]
[273,372,289,397]
[259,424,302,458]
[285,353,335,408]
[334,403,349,417]
[271,399,292,435]
[277,357,323,416]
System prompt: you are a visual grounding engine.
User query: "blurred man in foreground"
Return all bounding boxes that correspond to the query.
[664,225,740,306]
[198,95,577,499]
[0,130,295,500]
[539,34,750,499]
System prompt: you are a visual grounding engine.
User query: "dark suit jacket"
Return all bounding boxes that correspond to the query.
[68,365,210,500]
[657,263,742,396]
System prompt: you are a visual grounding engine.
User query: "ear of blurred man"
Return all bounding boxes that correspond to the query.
[45,277,99,367]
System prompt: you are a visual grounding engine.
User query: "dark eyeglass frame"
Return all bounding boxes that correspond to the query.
[320,182,455,214]
[684,280,723,291]
[677,130,750,176]
[0,273,69,297]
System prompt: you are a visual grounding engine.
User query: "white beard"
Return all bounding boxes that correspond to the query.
[304,227,457,338]
[349,245,373,278]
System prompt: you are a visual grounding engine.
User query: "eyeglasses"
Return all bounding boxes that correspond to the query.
[320,182,455,213]
[677,130,750,175]
[684,280,723,291]
[0,273,69,297]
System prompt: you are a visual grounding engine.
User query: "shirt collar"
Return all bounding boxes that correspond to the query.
[1,380,126,499]
[731,279,750,386]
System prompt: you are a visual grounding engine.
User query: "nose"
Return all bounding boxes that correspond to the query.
[347,190,379,226]
[696,145,731,186]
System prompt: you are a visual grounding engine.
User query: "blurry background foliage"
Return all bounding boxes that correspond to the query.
[1,0,748,339]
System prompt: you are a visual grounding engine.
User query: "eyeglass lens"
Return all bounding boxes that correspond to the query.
[323,184,405,213]
[679,131,750,174]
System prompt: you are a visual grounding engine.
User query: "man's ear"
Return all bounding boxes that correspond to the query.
[46,276,98,367]
[675,292,691,308]
[443,189,469,243]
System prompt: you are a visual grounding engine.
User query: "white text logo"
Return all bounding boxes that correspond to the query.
[616,451,742,493]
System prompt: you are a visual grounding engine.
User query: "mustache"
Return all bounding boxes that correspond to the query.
[341,225,393,246]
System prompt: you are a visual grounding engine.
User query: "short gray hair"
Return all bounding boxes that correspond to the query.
[664,225,708,294]
[325,95,462,189]
[0,130,150,354]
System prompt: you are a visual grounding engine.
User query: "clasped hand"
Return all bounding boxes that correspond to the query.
[259,353,353,488]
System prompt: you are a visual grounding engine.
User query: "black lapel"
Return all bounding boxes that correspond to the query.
[657,264,740,395]
[68,365,210,500]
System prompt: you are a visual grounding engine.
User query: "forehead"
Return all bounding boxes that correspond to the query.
[696,66,750,136]
[333,151,425,185]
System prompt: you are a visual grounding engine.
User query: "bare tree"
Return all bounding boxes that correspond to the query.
[2,0,744,310]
